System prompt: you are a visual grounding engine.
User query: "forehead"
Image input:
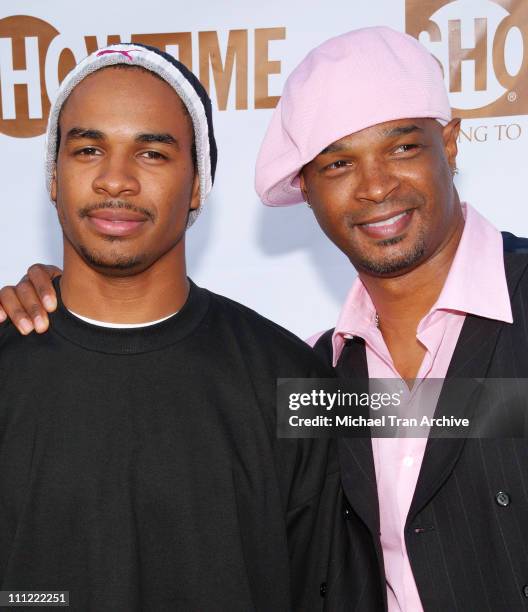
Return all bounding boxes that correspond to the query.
[319,117,442,154]
[59,67,190,136]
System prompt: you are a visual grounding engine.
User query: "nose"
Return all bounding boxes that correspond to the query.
[354,160,399,204]
[92,153,140,198]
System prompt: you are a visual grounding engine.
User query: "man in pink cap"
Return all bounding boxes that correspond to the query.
[3,26,528,611]
[254,26,528,612]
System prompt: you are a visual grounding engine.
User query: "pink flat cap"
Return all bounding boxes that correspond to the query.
[255,26,451,206]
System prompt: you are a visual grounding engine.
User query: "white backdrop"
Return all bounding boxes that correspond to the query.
[0,0,526,338]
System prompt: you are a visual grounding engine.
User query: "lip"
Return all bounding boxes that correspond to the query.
[86,209,149,237]
[357,209,414,240]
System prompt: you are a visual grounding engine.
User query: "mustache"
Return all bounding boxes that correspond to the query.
[78,201,156,222]
[349,194,425,224]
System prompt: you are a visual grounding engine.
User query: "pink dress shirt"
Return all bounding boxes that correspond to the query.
[309,204,513,611]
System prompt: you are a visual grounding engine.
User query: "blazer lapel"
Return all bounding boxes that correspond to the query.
[408,315,503,522]
[336,337,380,535]
[408,248,528,523]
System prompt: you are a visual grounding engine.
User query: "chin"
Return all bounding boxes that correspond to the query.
[79,245,148,273]
[351,239,427,277]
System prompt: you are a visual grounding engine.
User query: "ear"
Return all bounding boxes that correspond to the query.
[189,172,200,211]
[442,118,461,172]
[299,170,308,202]
[51,167,57,203]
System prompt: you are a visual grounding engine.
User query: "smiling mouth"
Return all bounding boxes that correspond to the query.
[362,211,409,227]
[357,209,414,239]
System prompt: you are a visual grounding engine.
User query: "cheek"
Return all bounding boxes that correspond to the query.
[55,179,76,216]
[406,154,449,195]
[312,184,354,226]
[53,167,87,231]
[310,174,351,200]
[308,176,349,212]
[150,180,193,228]
[312,203,353,249]
[56,159,90,200]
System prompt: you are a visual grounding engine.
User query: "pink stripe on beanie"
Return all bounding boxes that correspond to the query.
[255,26,451,206]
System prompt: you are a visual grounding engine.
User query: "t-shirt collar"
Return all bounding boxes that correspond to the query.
[50,276,210,355]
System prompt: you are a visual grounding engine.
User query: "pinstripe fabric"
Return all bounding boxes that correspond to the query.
[314,331,386,612]
[314,233,528,611]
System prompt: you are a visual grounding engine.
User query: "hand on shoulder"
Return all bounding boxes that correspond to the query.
[0,264,62,335]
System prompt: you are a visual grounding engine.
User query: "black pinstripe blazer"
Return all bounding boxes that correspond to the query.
[314,233,528,612]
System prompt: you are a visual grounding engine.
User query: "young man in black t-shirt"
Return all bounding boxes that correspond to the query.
[0,44,344,611]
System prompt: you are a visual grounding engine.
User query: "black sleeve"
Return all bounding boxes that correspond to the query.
[274,358,346,611]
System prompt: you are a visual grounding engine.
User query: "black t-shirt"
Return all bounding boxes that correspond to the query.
[0,279,340,611]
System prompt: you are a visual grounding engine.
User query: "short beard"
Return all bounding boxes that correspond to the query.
[354,233,426,276]
[72,200,153,272]
[79,244,146,271]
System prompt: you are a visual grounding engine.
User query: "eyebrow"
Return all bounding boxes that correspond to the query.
[319,142,350,155]
[65,128,180,149]
[381,124,424,138]
[65,127,105,141]
[319,124,424,155]
[135,133,180,149]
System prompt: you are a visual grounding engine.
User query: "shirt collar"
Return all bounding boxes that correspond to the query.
[331,203,513,366]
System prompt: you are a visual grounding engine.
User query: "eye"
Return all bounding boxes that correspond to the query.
[394,143,420,154]
[75,147,101,157]
[139,150,168,160]
[325,159,352,170]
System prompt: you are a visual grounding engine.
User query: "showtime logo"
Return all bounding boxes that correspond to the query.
[0,15,285,138]
[406,0,527,118]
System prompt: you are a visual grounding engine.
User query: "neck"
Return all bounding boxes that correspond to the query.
[60,240,189,324]
[360,214,465,336]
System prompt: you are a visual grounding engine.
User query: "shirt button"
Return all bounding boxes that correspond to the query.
[320,582,327,598]
[495,491,511,507]
[403,455,414,468]
[523,585,528,598]
[343,506,352,520]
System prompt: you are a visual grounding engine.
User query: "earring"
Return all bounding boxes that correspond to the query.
[301,190,312,208]
[452,167,459,176]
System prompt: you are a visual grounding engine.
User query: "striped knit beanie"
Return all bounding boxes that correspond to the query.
[45,43,217,228]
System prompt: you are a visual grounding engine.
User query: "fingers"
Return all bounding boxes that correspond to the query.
[0,285,37,335]
[27,264,61,312]
[15,278,51,333]
[0,264,62,335]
